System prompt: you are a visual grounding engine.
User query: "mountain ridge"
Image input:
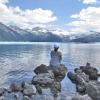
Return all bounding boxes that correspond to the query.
[0,22,100,42]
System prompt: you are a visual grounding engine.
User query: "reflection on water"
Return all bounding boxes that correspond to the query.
[0,42,100,95]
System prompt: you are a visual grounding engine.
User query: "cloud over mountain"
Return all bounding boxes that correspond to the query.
[0,0,100,36]
[67,7,100,34]
[0,0,57,29]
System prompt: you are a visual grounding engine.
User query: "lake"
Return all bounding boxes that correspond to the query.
[0,42,100,97]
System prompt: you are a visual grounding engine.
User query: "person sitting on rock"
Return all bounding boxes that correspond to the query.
[49,45,67,82]
[50,44,62,68]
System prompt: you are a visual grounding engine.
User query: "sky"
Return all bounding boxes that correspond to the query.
[0,0,100,35]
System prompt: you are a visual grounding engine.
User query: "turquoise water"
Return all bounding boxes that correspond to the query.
[0,42,100,95]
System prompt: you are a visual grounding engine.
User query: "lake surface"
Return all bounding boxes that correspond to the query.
[0,42,100,96]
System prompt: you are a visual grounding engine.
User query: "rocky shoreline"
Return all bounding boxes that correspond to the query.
[68,63,100,100]
[0,63,99,100]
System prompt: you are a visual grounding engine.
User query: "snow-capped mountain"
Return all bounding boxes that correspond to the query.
[9,25,35,41]
[28,27,69,37]
[0,22,100,42]
[71,31,100,43]
[2,23,63,42]
[0,23,23,41]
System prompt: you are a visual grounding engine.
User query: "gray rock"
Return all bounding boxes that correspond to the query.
[86,81,100,100]
[67,72,78,84]
[34,64,67,82]
[35,85,42,94]
[50,82,61,97]
[10,83,23,92]
[72,94,92,100]
[23,82,36,96]
[68,69,89,85]
[80,63,99,80]
[76,84,86,94]
[32,72,54,87]
[32,64,66,97]
[67,72,79,84]
[51,64,67,82]
[34,64,51,75]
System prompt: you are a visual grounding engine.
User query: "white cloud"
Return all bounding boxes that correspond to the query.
[79,0,98,4]
[52,28,69,36]
[0,0,8,4]
[0,1,57,29]
[68,7,100,34]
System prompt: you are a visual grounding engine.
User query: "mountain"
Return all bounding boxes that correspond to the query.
[10,26,63,42]
[9,25,34,41]
[0,23,63,42]
[71,31,100,43]
[0,23,23,41]
[27,27,63,42]
[0,22,100,42]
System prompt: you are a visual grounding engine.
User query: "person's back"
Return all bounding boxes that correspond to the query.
[50,44,62,68]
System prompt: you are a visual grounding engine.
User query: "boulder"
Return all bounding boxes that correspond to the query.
[32,71,54,87]
[34,64,67,82]
[34,64,51,75]
[10,83,23,92]
[23,82,36,96]
[35,85,42,94]
[72,94,92,100]
[50,81,61,97]
[32,64,67,97]
[85,81,100,100]
[32,70,62,97]
[67,71,89,85]
[51,64,67,82]
[76,84,86,94]
[67,71,89,94]
[80,64,99,80]
[67,72,78,84]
